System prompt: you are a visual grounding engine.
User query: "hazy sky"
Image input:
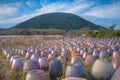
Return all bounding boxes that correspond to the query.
[0,0,120,29]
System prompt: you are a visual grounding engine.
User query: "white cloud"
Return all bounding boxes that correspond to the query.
[0,0,93,24]
[84,2,120,18]
[0,2,21,19]
[0,0,120,28]
[26,1,33,7]
[0,5,17,18]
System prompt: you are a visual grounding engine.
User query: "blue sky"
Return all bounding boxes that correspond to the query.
[0,0,120,29]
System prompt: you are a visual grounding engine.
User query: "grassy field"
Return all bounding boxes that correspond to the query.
[0,35,100,80]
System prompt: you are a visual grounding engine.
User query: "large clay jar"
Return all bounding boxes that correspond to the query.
[92,59,114,80]
[63,77,87,80]
[82,52,89,60]
[39,57,49,70]
[7,53,15,62]
[111,58,120,70]
[58,55,67,66]
[3,49,11,56]
[48,53,56,61]
[71,56,83,66]
[112,51,120,58]
[61,50,68,60]
[10,55,20,64]
[26,69,47,80]
[23,59,40,72]
[80,50,84,56]
[85,55,97,66]
[111,66,120,80]
[26,51,32,59]
[71,53,80,57]
[107,48,113,56]
[112,46,119,51]
[65,64,87,79]
[92,49,99,58]
[49,59,63,80]
[31,54,40,60]
[21,49,27,56]
[35,49,41,55]
[99,50,109,59]
[41,51,47,57]
[11,58,24,70]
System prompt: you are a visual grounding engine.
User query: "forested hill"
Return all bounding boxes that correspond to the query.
[11,13,102,31]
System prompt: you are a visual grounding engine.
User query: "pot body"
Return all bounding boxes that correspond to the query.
[26,69,47,80]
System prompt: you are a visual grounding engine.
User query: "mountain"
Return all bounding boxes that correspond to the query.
[11,13,102,31]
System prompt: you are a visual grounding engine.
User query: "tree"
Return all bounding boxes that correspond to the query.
[109,24,116,30]
[85,30,94,37]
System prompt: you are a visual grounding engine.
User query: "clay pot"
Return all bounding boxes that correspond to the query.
[26,51,32,59]
[41,51,47,57]
[61,52,68,61]
[112,46,119,51]
[85,55,97,66]
[23,60,40,72]
[35,49,41,55]
[49,59,63,80]
[26,69,47,80]
[21,49,27,56]
[51,50,57,56]
[63,77,87,80]
[30,48,35,53]
[111,58,120,70]
[92,59,114,80]
[112,51,120,58]
[107,48,113,56]
[92,49,99,58]
[48,53,56,61]
[58,55,67,65]
[111,66,120,80]
[65,64,87,79]
[99,50,109,59]
[31,54,40,60]
[11,58,24,70]
[62,48,68,54]
[80,50,84,56]
[39,57,49,70]
[71,56,83,66]
[10,55,20,64]
[71,53,80,57]
[82,52,89,60]
[3,49,11,56]
[7,53,15,61]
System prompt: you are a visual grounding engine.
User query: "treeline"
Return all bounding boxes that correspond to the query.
[0,29,66,35]
[85,25,120,38]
